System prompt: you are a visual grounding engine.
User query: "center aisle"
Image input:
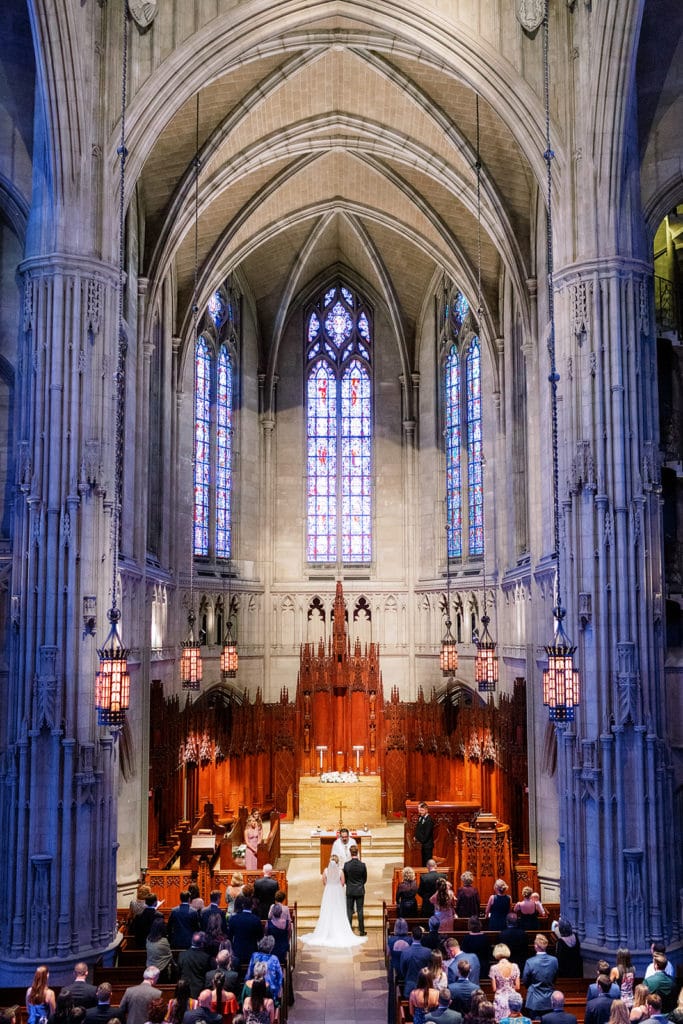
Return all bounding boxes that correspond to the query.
[280,819,404,1022]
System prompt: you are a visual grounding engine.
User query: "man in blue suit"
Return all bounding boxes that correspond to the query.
[544,991,578,1024]
[168,891,200,949]
[448,960,479,1015]
[522,935,558,1017]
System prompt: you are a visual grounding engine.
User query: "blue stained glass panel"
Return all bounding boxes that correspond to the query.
[450,291,469,338]
[194,336,211,555]
[208,290,226,328]
[358,311,370,340]
[341,360,371,561]
[307,362,337,561]
[324,288,335,307]
[445,343,462,558]
[308,311,320,342]
[216,346,232,559]
[466,337,483,555]
[341,286,353,305]
[324,302,353,346]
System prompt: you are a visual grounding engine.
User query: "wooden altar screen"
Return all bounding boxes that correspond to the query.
[456,821,513,898]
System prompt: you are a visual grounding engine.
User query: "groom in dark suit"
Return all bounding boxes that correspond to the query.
[343,845,367,935]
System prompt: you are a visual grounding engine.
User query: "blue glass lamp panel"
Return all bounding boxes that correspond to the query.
[208,290,227,328]
[307,362,338,561]
[445,344,462,558]
[216,346,232,559]
[341,361,371,561]
[466,337,483,555]
[194,337,211,555]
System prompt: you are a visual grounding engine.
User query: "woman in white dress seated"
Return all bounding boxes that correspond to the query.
[301,854,367,948]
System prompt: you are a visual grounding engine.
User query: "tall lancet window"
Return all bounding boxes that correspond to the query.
[193,287,238,559]
[443,288,483,560]
[306,283,372,564]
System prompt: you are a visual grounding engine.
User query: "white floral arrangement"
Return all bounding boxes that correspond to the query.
[233,844,246,858]
[319,771,359,783]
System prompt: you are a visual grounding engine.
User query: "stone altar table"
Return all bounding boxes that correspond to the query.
[298,775,382,827]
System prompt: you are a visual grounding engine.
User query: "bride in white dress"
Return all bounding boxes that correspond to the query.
[301,854,367,948]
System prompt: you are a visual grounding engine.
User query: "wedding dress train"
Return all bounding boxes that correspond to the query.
[301,859,367,948]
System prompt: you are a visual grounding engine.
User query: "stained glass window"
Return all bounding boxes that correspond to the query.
[306,284,372,564]
[193,292,238,561]
[444,290,483,561]
[445,344,462,558]
[466,337,483,554]
[194,336,211,556]
[216,345,232,558]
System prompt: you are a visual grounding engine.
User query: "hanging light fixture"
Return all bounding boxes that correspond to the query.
[440,526,458,674]
[541,0,580,722]
[220,571,238,679]
[471,94,498,695]
[182,94,203,691]
[96,0,131,728]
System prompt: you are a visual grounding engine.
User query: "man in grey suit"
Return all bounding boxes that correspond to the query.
[522,934,559,1017]
[343,845,367,935]
[119,967,162,1024]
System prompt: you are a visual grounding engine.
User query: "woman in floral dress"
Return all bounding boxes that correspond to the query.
[489,943,521,1022]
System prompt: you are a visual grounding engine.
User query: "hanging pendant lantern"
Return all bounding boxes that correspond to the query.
[220,618,238,679]
[543,607,579,722]
[96,608,131,727]
[180,609,202,690]
[474,613,498,693]
[440,616,458,675]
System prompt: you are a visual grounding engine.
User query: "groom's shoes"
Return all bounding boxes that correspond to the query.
[359,930,367,935]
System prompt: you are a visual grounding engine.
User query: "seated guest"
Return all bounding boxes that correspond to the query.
[387,919,412,977]
[397,866,420,918]
[146,918,177,984]
[521,935,558,1019]
[48,988,74,1024]
[585,977,616,1024]
[181,991,222,1024]
[253,866,279,922]
[498,992,531,1024]
[429,951,448,990]
[455,872,480,920]
[644,954,675,1012]
[179,933,213,999]
[628,986,650,1024]
[26,962,56,1019]
[423,916,446,951]
[461,917,491,978]
[543,991,578,1024]
[164,981,196,1024]
[499,914,528,972]
[71,964,98,1009]
[551,919,582,979]
[449,960,479,1015]
[644,943,675,980]
[246,937,283,1002]
[241,980,275,1024]
[587,964,620,1002]
[207,972,238,1023]
[168,892,200,950]
[446,938,480,987]
[265,904,290,962]
[425,986,464,1024]
[85,984,120,1024]
[118,967,162,1024]
[513,888,545,930]
[226,895,263,967]
[401,927,433,999]
[409,967,440,1024]
[205,948,238,996]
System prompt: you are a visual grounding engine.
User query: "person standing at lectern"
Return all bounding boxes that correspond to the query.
[331,827,353,863]
[415,802,435,866]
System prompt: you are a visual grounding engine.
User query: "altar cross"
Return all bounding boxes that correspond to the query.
[338,799,349,829]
